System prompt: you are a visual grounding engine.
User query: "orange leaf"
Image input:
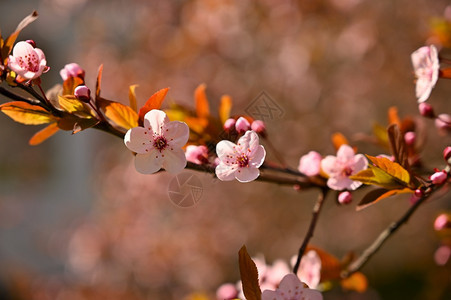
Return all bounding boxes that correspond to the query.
[332,132,349,151]
[194,83,210,119]
[128,84,138,112]
[387,124,409,171]
[219,94,232,124]
[98,99,138,130]
[340,272,368,293]
[388,106,401,127]
[95,64,103,101]
[57,96,93,118]
[62,76,84,96]
[305,246,341,282]
[57,114,99,134]
[138,87,169,123]
[238,245,262,300]
[356,188,413,211]
[29,122,59,145]
[367,155,411,185]
[2,11,38,64]
[0,101,55,125]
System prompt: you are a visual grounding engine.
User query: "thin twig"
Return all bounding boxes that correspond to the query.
[292,188,328,275]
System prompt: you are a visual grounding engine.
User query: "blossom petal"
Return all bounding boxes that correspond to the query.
[261,290,279,300]
[124,127,151,154]
[352,154,368,173]
[328,176,361,191]
[216,140,237,162]
[235,167,260,183]
[320,155,338,176]
[250,145,266,168]
[134,151,164,174]
[237,130,259,154]
[215,163,237,181]
[336,144,355,161]
[164,121,189,148]
[162,147,187,173]
[143,109,169,135]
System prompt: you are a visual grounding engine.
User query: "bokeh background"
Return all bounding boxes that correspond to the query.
[0,0,451,299]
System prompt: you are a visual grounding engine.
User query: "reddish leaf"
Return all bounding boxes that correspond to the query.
[387,124,409,171]
[57,114,99,134]
[62,76,84,96]
[138,87,169,123]
[194,83,210,119]
[98,98,138,130]
[0,101,55,125]
[367,155,411,185]
[340,272,368,293]
[238,245,261,300]
[95,64,103,101]
[356,188,413,211]
[388,106,401,127]
[305,246,341,282]
[29,122,59,145]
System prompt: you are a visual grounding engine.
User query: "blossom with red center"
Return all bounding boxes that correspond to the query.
[124,109,189,174]
[8,41,48,80]
[215,130,266,182]
[262,273,323,300]
[320,144,368,190]
[411,45,440,103]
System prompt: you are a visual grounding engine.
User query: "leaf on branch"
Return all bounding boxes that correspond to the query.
[0,101,55,125]
[128,84,138,112]
[2,11,39,64]
[29,122,59,145]
[57,96,93,118]
[62,76,84,96]
[194,83,210,119]
[387,124,409,171]
[219,94,232,125]
[98,98,138,130]
[305,246,341,282]
[138,87,169,123]
[350,155,412,190]
[238,245,261,300]
[356,187,413,211]
[388,106,401,127]
[95,64,103,101]
[332,132,349,151]
[372,123,389,148]
[340,272,368,293]
[57,114,99,134]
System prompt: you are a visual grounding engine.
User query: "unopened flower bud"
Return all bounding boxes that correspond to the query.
[414,188,423,198]
[235,117,250,133]
[25,39,36,48]
[223,118,236,132]
[418,103,435,118]
[216,283,238,300]
[251,120,266,136]
[404,131,416,146]
[434,245,451,266]
[338,191,352,204]
[434,213,451,231]
[443,146,451,163]
[74,85,91,102]
[60,63,85,81]
[435,114,451,131]
[430,170,448,185]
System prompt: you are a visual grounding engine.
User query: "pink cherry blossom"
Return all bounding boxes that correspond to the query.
[411,45,440,103]
[235,117,251,133]
[215,130,266,182]
[297,250,322,289]
[216,283,238,300]
[60,62,85,81]
[298,151,322,176]
[124,109,189,174]
[262,273,323,300]
[8,41,48,80]
[320,144,368,190]
[223,118,236,131]
[185,145,209,165]
[430,170,448,185]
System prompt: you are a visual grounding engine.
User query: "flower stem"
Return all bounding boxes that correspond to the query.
[292,188,328,275]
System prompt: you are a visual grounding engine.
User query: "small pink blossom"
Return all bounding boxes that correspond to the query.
[124,109,189,174]
[297,250,322,289]
[298,151,322,176]
[223,118,236,131]
[430,170,448,185]
[8,41,48,80]
[434,245,451,266]
[262,273,323,300]
[216,283,238,300]
[60,63,85,81]
[411,45,440,103]
[320,145,368,190]
[74,85,91,102]
[251,120,266,135]
[215,130,266,182]
[435,114,451,132]
[418,102,435,118]
[404,131,416,146]
[235,117,251,133]
[185,145,209,165]
[444,146,451,162]
[434,214,451,231]
[338,191,352,205]
[265,259,291,287]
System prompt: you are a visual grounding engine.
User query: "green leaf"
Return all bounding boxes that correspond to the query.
[0,101,55,125]
[238,245,261,300]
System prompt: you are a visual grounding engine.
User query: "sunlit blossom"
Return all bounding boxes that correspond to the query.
[124,109,189,174]
[215,130,266,182]
[60,62,85,80]
[8,41,48,80]
[262,273,323,300]
[298,151,322,176]
[411,45,440,103]
[321,144,368,190]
